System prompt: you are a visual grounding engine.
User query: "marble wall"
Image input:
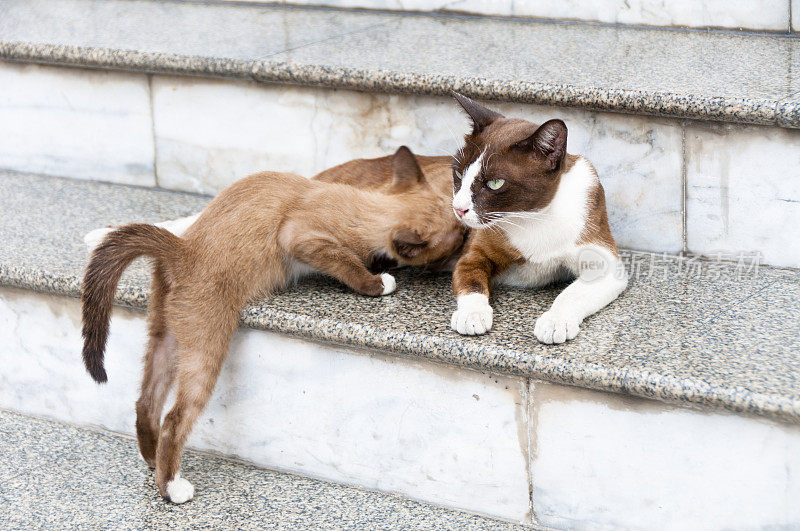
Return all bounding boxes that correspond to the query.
[4,286,800,527]
[529,382,800,529]
[686,123,800,268]
[4,62,800,266]
[0,287,531,523]
[794,1,800,31]
[224,0,792,32]
[151,77,464,195]
[0,62,155,186]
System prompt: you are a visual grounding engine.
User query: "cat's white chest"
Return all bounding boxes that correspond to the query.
[495,157,595,287]
[497,222,578,288]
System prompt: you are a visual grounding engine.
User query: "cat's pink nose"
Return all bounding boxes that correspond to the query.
[454,208,468,218]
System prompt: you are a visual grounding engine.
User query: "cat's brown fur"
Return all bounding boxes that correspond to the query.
[315,152,454,196]
[81,149,463,501]
[448,93,626,343]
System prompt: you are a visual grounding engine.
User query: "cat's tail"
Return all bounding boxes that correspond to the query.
[81,224,185,383]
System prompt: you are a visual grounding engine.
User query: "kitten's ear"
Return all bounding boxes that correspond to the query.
[452,92,503,135]
[389,145,427,193]
[391,227,427,259]
[513,119,567,171]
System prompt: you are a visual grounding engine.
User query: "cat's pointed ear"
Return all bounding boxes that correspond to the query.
[452,92,503,135]
[389,145,427,193]
[391,227,427,259]
[514,119,567,171]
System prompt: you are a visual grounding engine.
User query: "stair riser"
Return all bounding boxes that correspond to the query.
[0,286,532,523]
[218,0,795,33]
[530,382,800,529]
[4,61,800,267]
[3,286,800,528]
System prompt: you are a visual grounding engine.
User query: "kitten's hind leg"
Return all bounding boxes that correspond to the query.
[154,304,239,504]
[135,333,176,467]
[135,265,176,467]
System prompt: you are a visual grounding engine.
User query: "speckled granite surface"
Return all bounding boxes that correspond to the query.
[0,409,527,529]
[1,0,800,128]
[2,171,800,422]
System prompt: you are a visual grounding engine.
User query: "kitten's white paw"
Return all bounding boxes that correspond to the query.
[165,472,194,504]
[534,310,581,344]
[451,293,493,336]
[84,227,115,251]
[380,273,396,295]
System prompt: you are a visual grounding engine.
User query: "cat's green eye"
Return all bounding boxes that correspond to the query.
[486,179,505,190]
[454,170,463,181]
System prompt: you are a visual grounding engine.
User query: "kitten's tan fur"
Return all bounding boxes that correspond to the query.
[81,148,463,502]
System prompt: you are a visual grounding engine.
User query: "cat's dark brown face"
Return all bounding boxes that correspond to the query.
[451,93,569,229]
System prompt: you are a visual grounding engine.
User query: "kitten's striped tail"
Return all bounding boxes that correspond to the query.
[81,224,185,383]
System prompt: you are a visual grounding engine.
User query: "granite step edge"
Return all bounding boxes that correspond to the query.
[2,263,799,424]
[1,40,796,129]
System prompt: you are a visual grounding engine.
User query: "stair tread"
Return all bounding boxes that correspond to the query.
[2,170,800,422]
[0,409,528,529]
[1,0,799,127]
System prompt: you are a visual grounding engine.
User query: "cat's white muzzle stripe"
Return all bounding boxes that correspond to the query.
[452,151,484,215]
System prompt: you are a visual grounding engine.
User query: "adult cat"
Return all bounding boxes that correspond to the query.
[449,93,627,344]
[81,148,463,503]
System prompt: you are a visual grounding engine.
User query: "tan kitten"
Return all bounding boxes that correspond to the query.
[84,146,457,256]
[449,93,627,344]
[80,147,463,503]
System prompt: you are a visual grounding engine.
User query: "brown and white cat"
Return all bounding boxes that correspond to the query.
[449,93,627,344]
[81,147,464,503]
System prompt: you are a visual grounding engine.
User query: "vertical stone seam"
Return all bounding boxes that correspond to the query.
[147,74,159,188]
[789,0,793,33]
[681,122,688,254]
[526,378,536,526]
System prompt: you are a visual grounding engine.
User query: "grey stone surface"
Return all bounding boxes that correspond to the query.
[1,0,799,128]
[0,409,526,529]
[2,171,800,422]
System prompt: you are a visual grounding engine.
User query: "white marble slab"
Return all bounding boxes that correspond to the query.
[794,0,800,31]
[0,62,155,186]
[152,77,464,195]
[153,77,683,253]
[218,0,790,31]
[0,287,531,523]
[510,0,790,31]
[686,123,800,268]
[530,381,800,530]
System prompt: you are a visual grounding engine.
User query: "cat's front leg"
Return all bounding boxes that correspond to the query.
[534,246,628,344]
[450,241,504,336]
[84,213,201,251]
[451,292,493,335]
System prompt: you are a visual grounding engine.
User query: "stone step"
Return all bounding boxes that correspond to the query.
[2,170,800,528]
[2,0,798,128]
[2,0,800,267]
[0,409,532,529]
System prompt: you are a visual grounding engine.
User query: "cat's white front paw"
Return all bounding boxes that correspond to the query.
[451,293,493,335]
[380,273,396,295]
[84,227,115,251]
[534,310,581,344]
[165,472,195,504]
